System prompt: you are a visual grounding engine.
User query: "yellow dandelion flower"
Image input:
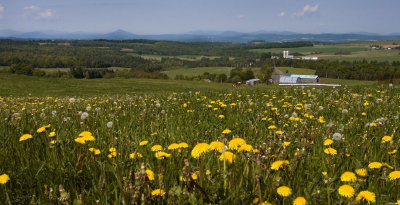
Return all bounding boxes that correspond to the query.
[218,115,225,119]
[275,130,284,135]
[37,124,50,133]
[191,173,198,180]
[293,197,307,205]
[74,137,86,144]
[50,140,56,144]
[369,122,377,127]
[178,142,189,148]
[168,143,180,150]
[151,189,166,196]
[252,149,260,154]
[268,125,277,130]
[381,136,393,144]
[341,171,357,182]
[338,185,355,198]
[109,147,116,152]
[209,141,225,152]
[0,174,10,184]
[238,144,253,152]
[206,170,211,175]
[368,162,382,169]
[228,138,246,150]
[324,148,337,155]
[355,191,376,203]
[48,132,56,138]
[388,149,397,155]
[94,149,101,155]
[271,160,289,170]
[322,171,327,176]
[355,168,368,177]
[146,169,155,181]
[277,186,292,197]
[383,163,394,169]
[82,134,95,141]
[19,134,33,142]
[283,141,291,146]
[139,140,149,146]
[323,139,334,146]
[396,200,400,205]
[222,129,231,134]
[151,145,163,152]
[129,152,143,159]
[219,151,236,163]
[79,131,92,137]
[191,143,210,158]
[155,151,171,159]
[389,171,400,180]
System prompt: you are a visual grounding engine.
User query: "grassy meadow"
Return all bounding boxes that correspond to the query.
[0,72,399,204]
[251,41,400,62]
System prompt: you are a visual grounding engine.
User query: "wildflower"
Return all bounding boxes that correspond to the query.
[79,131,92,137]
[268,125,277,130]
[332,133,342,141]
[275,131,284,135]
[355,191,376,203]
[94,149,101,155]
[318,116,325,123]
[209,141,225,152]
[81,112,89,120]
[322,171,327,176]
[222,129,231,134]
[388,149,397,155]
[277,186,292,197]
[324,148,337,155]
[219,152,236,163]
[381,136,392,144]
[293,197,307,205]
[146,170,155,181]
[191,143,210,158]
[323,139,334,146]
[238,144,253,152]
[368,162,382,169]
[338,185,355,198]
[106,121,113,128]
[389,171,400,180]
[139,140,148,146]
[191,173,198,180]
[151,145,163,152]
[151,189,166,196]
[383,163,393,169]
[129,152,143,159]
[155,151,171,159]
[283,141,291,146]
[206,170,211,175]
[271,160,289,170]
[168,143,180,150]
[37,124,50,133]
[178,142,189,148]
[228,138,246,150]
[218,115,225,118]
[0,174,10,184]
[369,122,377,127]
[50,140,56,144]
[48,132,56,138]
[355,168,368,177]
[341,171,357,182]
[75,137,86,144]
[19,134,33,142]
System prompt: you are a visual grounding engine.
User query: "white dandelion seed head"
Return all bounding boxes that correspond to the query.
[95,107,101,112]
[106,121,113,128]
[81,112,89,120]
[319,106,324,111]
[86,106,92,111]
[342,109,348,114]
[69,98,76,103]
[332,133,342,141]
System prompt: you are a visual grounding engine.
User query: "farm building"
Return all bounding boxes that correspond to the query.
[290,74,320,83]
[245,78,261,86]
[279,76,300,83]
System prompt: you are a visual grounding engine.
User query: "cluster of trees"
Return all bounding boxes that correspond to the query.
[270,58,400,81]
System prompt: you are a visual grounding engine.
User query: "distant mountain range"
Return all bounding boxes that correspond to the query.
[1,29,400,42]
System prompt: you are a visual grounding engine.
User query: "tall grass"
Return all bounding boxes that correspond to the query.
[0,85,399,204]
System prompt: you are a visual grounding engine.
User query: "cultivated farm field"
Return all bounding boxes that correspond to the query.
[1,78,399,204]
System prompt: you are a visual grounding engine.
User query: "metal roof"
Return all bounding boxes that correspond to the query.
[279,76,300,83]
[290,74,319,79]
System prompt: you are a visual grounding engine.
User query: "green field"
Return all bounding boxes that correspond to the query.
[0,76,399,204]
[162,67,234,78]
[251,41,400,62]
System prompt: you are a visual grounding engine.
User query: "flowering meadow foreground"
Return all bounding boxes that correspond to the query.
[1,86,400,204]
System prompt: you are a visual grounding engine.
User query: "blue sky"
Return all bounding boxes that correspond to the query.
[0,0,399,34]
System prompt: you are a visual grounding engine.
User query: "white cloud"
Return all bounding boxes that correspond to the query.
[294,4,319,16]
[0,5,4,20]
[23,5,40,11]
[238,14,246,19]
[23,5,55,20]
[279,12,285,17]
[36,9,55,19]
